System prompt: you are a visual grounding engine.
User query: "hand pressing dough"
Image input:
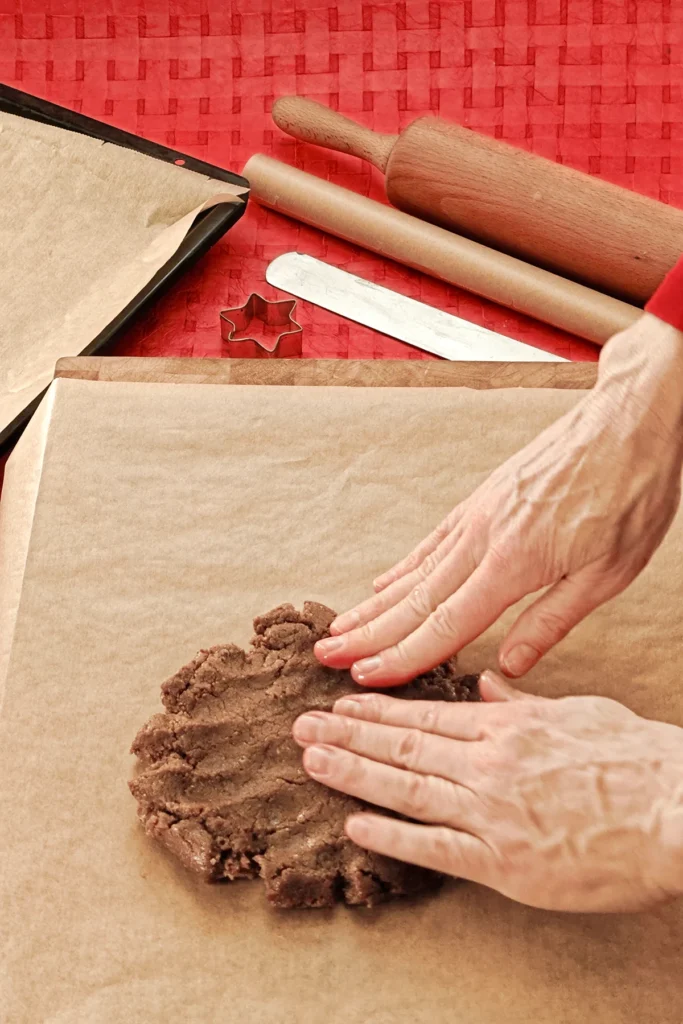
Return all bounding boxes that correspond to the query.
[130,602,480,909]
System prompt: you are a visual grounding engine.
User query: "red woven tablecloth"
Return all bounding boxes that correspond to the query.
[2,0,682,371]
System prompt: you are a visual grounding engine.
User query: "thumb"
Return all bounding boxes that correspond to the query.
[499,571,608,678]
[478,670,540,703]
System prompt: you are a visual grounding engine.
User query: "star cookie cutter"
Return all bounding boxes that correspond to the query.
[220,293,303,358]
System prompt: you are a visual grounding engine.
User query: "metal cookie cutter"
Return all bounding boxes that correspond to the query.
[220,293,303,358]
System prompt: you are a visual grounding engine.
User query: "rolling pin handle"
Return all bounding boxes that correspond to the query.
[272,96,397,173]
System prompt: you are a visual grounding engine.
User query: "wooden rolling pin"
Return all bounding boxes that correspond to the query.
[243,154,640,345]
[272,97,683,305]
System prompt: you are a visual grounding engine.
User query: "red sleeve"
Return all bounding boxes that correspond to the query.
[645,256,683,331]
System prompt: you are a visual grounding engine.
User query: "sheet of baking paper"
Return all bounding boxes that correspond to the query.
[0,378,682,1024]
[0,387,55,710]
[0,111,246,439]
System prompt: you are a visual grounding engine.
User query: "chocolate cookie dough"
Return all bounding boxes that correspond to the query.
[130,602,480,909]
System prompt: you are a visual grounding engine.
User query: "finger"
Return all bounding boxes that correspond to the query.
[331,692,496,741]
[302,745,475,827]
[327,572,427,640]
[372,506,464,593]
[477,670,544,703]
[329,517,467,637]
[350,556,522,687]
[319,535,478,668]
[498,570,614,678]
[345,813,494,885]
[292,711,478,788]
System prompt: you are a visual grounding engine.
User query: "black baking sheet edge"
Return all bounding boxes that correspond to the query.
[0,84,249,451]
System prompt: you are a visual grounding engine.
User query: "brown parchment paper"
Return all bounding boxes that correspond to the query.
[0,112,246,439]
[0,387,57,711]
[0,378,682,1024]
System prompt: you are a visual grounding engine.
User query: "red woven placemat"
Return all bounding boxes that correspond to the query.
[2,0,682,369]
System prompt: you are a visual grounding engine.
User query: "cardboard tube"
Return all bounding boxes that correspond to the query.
[244,154,641,346]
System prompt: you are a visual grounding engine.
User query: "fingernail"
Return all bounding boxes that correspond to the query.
[352,656,382,682]
[304,745,336,778]
[345,814,370,843]
[292,712,327,743]
[334,697,364,716]
[330,611,359,635]
[501,644,537,677]
[479,670,509,700]
[315,636,344,658]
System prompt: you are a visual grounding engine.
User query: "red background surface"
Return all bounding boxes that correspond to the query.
[1,0,682,375]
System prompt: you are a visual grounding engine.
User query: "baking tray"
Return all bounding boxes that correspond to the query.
[0,84,249,451]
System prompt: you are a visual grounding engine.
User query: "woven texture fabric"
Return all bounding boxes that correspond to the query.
[2,0,683,365]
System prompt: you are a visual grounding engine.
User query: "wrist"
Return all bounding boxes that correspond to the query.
[594,313,683,443]
[656,723,683,899]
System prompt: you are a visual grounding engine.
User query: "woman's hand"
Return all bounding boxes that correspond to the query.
[315,315,683,686]
[292,672,683,912]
